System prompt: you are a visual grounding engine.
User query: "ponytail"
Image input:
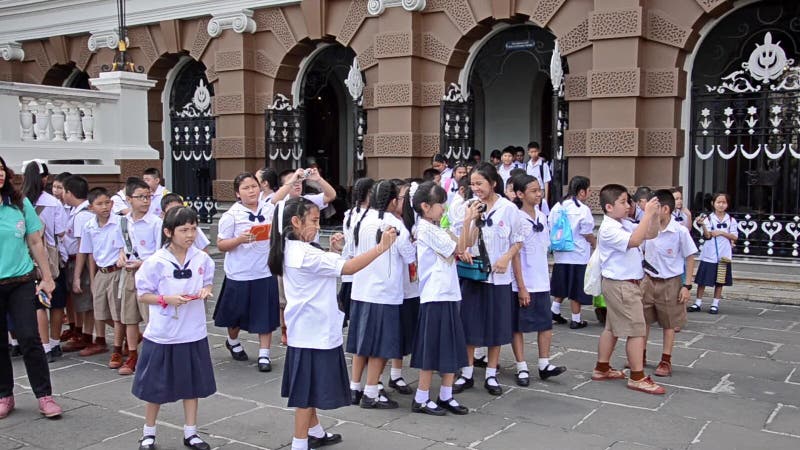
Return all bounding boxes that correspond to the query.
[267,197,317,276]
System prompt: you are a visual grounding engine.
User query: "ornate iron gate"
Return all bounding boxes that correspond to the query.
[265,94,304,173]
[439,83,474,164]
[690,1,800,259]
[169,61,216,223]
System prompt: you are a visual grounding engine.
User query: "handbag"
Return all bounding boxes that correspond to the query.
[457,226,492,282]
[550,207,575,252]
[583,248,602,296]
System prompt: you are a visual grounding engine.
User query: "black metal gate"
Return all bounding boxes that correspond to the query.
[439,83,474,164]
[169,60,216,223]
[689,1,800,259]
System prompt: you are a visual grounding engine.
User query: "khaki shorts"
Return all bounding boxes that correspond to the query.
[601,278,646,338]
[120,269,148,325]
[65,259,93,313]
[642,275,686,329]
[92,270,121,322]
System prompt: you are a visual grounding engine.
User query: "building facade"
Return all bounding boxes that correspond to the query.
[0,0,798,260]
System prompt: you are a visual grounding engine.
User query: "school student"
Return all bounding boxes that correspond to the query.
[269,197,396,450]
[405,181,470,415]
[215,173,279,372]
[525,142,551,215]
[641,190,697,377]
[257,167,279,204]
[50,172,75,343]
[670,188,692,230]
[489,149,502,167]
[549,176,596,328]
[142,168,168,218]
[593,184,664,395]
[509,175,566,386]
[497,147,519,186]
[118,178,163,375]
[631,187,652,223]
[133,207,215,450]
[339,178,374,327]
[348,180,416,409]
[444,163,467,205]
[690,192,738,314]
[111,177,139,216]
[454,162,523,396]
[161,194,210,251]
[78,187,126,366]
[271,168,337,208]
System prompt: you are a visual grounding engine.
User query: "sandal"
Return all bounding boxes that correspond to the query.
[709,305,719,315]
[687,304,701,312]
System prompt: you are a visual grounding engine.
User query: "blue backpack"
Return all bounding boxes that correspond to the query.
[550,206,575,252]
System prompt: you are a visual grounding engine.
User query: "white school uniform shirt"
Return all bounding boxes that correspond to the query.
[57,203,70,262]
[447,194,467,237]
[526,158,551,214]
[341,207,366,283]
[698,213,738,263]
[438,166,454,188]
[402,225,420,299]
[549,198,595,265]
[34,192,67,247]
[217,201,274,281]
[148,185,167,218]
[194,227,211,251]
[467,196,525,285]
[259,191,275,205]
[598,215,643,281]
[415,219,461,303]
[633,205,644,223]
[283,240,346,349]
[135,246,215,344]
[122,212,162,261]
[350,210,416,305]
[111,189,129,215]
[443,177,460,205]
[63,201,93,256]
[497,164,518,186]
[512,208,551,293]
[78,214,124,267]
[643,218,698,279]
[672,209,689,227]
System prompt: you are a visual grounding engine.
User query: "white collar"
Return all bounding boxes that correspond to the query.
[35,192,61,207]
[158,244,200,266]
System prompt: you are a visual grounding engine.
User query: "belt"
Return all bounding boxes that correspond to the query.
[646,274,680,282]
[0,270,36,286]
[98,265,120,274]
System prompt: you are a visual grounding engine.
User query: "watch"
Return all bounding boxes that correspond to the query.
[682,284,692,290]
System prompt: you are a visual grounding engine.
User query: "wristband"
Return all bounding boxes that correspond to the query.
[682,284,692,290]
[158,295,168,309]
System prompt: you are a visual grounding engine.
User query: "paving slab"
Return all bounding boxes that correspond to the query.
[657,390,775,429]
[765,404,800,436]
[575,404,701,449]
[688,422,799,450]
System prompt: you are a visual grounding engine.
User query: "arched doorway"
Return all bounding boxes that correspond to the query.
[689,0,800,258]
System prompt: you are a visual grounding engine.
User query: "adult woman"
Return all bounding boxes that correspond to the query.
[0,155,62,419]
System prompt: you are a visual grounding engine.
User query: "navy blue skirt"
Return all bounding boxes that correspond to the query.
[400,297,420,356]
[132,338,216,404]
[512,291,553,333]
[281,346,351,410]
[695,261,733,287]
[410,301,468,374]
[345,300,402,359]
[337,281,352,325]
[213,276,280,333]
[459,280,513,347]
[550,263,592,305]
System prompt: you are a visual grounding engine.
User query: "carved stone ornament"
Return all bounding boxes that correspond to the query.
[442,82,467,102]
[207,9,257,38]
[268,93,293,111]
[87,30,119,52]
[706,32,800,93]
[367,0,426,16]
[0,42,24,61]
[175,79,213,118]
[550,39,563,95]
[345,57,364,102]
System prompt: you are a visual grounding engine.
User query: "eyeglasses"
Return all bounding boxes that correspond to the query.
[131,195,154,201]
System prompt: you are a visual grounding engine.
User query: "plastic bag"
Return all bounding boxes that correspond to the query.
[550,208,575,252]
[584,248,602,296]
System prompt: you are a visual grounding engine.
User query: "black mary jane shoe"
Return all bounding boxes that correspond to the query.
[138,435,156,450]
[484,377,503,396]
[225,341,249,361]
[452,375,474,394]
[539,365,567,380]
[360,394,398,409]
[437,397,469,415]
[257,356,272,372]
[515,370,530,387]
[350,389,363,405]
[569,320,588,330]
[183,435,210,450]
[552,313,568,325]
[412,400,446,416]
[687,304,701,313]
[709,305,719,315]
[473,355,488,368]
[308,432,343,448]
[389,377,413,395]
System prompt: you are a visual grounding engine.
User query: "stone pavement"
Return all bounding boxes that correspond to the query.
[3,265,800,450]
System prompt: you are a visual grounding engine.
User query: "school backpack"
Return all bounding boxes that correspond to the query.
[549,205,575,252]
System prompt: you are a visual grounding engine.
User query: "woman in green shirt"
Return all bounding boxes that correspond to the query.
[0,155,61,419]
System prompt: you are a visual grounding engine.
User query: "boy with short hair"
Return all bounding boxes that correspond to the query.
[497,146,519,186]
[593,184,665,395]
[489,149,502,167]
[642,190,697,377]
[77,187,125,366]
[525,142,551,215]
[142,168,167,218]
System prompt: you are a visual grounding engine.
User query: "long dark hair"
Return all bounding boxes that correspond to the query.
[21,160,49,206]
[267,197,318,276]
[566,175,590,199]
[0,156,23,210]
[370,180,399,244]
[161,206,198,247]
[405,181,447,229]
[345,177,374,229]
[470,161,503,196]
[511,174,538,208]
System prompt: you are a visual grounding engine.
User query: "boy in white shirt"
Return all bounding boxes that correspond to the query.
[143,168,168,218]
[496,147,519,186]
[593,184,664,395]
[525,142,551,215]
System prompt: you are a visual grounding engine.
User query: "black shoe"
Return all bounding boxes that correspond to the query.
[452,376,474,394]
[539,365,567,380]
[411,400,446,416]
[308,432,342,448]
[183,434,210,450]
[46,350,55,363]
[10,345,21,357]
[138,435,156,450]
[257,356,271,372]
[552,313,568,325]
[225,340,248,361]
[51,345,62,358]
[473,355,488,368]
[515,370,530,387]
[437,397,469,415]
[350,389,363,405]
[389,377,413,395]
[484,377,503,396]
[570,320,588,329]
[687,304,701,312]
[709,305,719,315]
[360,394,398,409]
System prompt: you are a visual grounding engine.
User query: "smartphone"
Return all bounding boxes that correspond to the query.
[37,290,51,308]
[182,294,201,300]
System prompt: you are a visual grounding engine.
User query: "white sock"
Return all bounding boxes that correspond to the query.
[712,298,720,307]
[461,366,474,380]
[364,384,379,399]
[308,423,325,439]
[43,342,51,353]
[183,425,201,442]
[349,381,362,392]
[390,367,402,381]
[516,361,529,378]
[486,367,499,386]
[258,348,270,359]
[227,337,243,352]
[292,437,309,450]
[474,347,487,359]
[143,424,156,438]
[694,298,703,306]
[439,385,453,401]
[10,338,17,346]
[571,313,581,323]
[414,388,428,404]
[49,339,60,347]
[538,358,550,371]
[551,302,561,314]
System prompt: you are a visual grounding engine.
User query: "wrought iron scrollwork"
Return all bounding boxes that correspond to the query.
[266,94,303,164]
[439,83,473,163]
